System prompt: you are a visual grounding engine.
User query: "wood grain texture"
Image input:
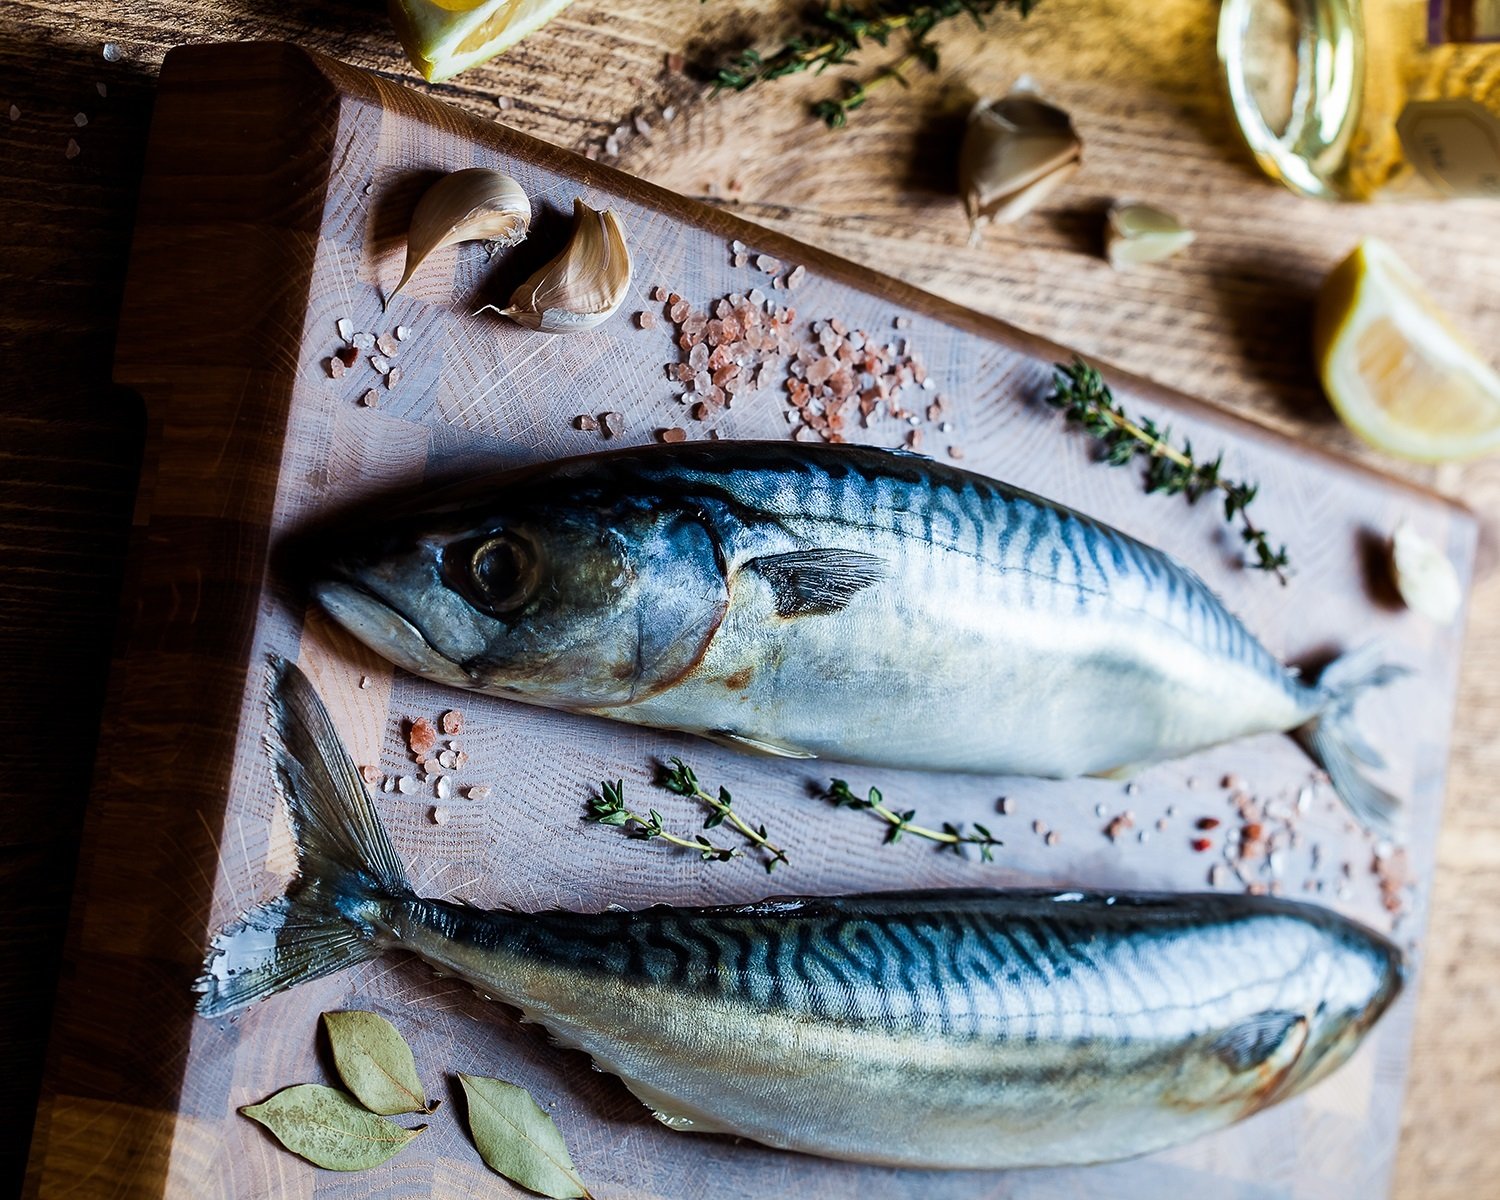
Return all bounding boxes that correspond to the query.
[13,39,1482,1200]
[0,3,1496,1199]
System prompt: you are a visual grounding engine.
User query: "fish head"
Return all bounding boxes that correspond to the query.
[1277,916,1405,1097]
[1168,908,1404,1117]
[310,484,728,708]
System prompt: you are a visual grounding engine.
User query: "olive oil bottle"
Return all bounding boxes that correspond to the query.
[1219,0,1500,199]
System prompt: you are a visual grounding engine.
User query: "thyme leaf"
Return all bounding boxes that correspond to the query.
[1046,358,1290,583]
[658,756,790,872]
[823,779,1002,860]
[714,1,1035,127]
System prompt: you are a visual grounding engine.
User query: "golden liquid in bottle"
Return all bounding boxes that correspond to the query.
[1219,0,1500,199]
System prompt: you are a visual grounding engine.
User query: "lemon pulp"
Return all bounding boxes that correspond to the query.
[389,0,577,82]
[1314,238,1500,462]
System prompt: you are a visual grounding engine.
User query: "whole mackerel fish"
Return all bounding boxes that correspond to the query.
[311,442,1403,830]
[199,661,1404,1169]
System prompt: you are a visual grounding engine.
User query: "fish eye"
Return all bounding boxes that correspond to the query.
[460,534,536,619]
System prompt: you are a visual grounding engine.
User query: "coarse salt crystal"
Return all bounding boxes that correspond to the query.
[74,112,88,127]
[386,366,401,389]
[466,785,492,801]
[337,317,353,341]
[377,334,398,356]
[8,105,18,122]
[102,42,121,61]
[395,325,410,340]
[65,138,80,159]
[328,357,345,379]
[352,332,374,350]
[359,675,371,689]
[370,354,391,374]
[360,765,382,785]
[397,776,417,794]
[442,710,463,734]
[430,806,449,824]
[96,82,107,98]
[436,776,452,800]
[360,389,379,408]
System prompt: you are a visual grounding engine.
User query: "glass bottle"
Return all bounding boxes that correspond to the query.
[1218,0,1500,200]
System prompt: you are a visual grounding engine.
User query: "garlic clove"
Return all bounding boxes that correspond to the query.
[1105,202,1195,270]
[1389,521,1462,624]
[392,168,532,300]
[959,84,1082,230]
[496,198,632,334]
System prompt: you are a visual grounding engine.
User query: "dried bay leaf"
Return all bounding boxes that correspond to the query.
[322,1009,428,1115]
[240,1083,424,1170]
[459,1073,591,1199]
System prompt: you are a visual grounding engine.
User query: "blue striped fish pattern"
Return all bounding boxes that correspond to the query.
[310,442,1402,828]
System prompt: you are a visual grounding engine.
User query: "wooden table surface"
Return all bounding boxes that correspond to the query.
[2,1,1496,1197]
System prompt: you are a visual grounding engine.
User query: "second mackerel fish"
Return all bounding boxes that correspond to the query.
[311,442,1405,830]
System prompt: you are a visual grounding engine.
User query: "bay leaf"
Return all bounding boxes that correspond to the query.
[240,1083,423,1170]
[458,1073,591,1199]
[322,1009,428,1115]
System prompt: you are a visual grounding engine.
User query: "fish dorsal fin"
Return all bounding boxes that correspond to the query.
[704,729,817,760]
[1212,1010,1308,1073]
[744,548,886,617]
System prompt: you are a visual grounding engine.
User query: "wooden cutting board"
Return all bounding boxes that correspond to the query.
[23,41,1477,1200]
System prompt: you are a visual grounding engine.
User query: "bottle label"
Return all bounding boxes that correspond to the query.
[1397,100,1500,195]
[1429,0,1500,42]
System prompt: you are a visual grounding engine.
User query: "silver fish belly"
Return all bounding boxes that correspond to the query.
[309,443,1403,828]
[199,662,1405,1171]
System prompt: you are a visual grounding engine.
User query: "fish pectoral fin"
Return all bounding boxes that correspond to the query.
[744,548,886,617]
[704,729,818,759]
[1212,1009,1308,1073]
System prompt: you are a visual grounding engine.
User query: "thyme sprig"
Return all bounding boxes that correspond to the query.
[715,1,1034,128]
[658,757,790,872]
[588,779,740,863]
[1046,359,1290,583]
[824,779,1002,860]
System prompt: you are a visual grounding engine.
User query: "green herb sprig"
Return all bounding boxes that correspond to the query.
[824,779,1002,860]
[1046,359,1290,583]
[588,780,740,864]
[716,1,1034,128]
[657,757,789,872]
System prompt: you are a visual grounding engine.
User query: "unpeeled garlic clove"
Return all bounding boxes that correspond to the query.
[959,81,1081,231]
[495,198,631,334]
[391,168,532,301]
[1389,521,1462,624]
[1105,202,1195,270]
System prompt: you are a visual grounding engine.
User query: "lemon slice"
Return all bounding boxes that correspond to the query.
[390,0,577,83]
[1314,238,1500,462]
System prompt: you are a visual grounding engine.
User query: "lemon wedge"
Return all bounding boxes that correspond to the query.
[1314,238,1500,462]
[390,0,577,83]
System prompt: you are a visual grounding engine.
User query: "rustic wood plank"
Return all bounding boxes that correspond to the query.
[1,4,1497,1199]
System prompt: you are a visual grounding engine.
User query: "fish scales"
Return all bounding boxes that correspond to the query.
[385,888,1394,1168]
[311,442,1406,829]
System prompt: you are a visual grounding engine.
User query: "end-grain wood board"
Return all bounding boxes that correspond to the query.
[23,41,1478,1200]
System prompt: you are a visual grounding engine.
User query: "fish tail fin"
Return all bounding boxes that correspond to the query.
[195,657,414,1017]
[1293,646,1410,838]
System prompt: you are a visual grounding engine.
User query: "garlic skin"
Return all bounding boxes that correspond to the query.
[1389,521,1462,625]
[499,198,632,334]
[392,168,532,300]
[1105,202,1195,270]
[959,82,1082,231]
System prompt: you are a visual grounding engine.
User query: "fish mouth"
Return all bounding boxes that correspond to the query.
[311,579,472,689]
